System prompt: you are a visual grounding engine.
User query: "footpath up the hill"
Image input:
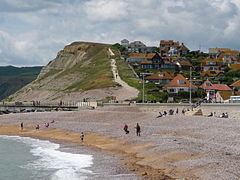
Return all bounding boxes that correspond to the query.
[108,48,139,101]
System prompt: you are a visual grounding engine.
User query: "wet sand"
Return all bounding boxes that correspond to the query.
[1,106,240,179]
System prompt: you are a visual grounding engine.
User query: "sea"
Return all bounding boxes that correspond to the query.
[0,135,93,180]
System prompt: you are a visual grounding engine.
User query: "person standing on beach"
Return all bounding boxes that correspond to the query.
[123,124,129,134]
[80,132,84,142]
[135,123,141,136]
[20,122,23,131]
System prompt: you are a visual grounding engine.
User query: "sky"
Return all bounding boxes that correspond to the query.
[0,0,240,66]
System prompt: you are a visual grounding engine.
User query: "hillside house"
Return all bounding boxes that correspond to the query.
[228,64,240,71]
[127,53,163,69]
[140,53,163,69]
[121,39,129,47]
[200,80,232,102]
[145,71,174,85]
[159,40,189,56]
[161,57,177,71]
[144,46,158,53]
[230,80,240,95]
[201,58,224,71]
[209,48,231,57]
[215,91,232,103]
[175,58,193,71]
[128,41,146,53]
[164,74,197,93]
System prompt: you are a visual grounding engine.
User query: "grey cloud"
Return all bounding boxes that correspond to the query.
[0,0,240,66]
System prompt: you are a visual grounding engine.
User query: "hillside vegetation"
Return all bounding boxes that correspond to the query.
[9,42,118,102]
[0,66,42,100]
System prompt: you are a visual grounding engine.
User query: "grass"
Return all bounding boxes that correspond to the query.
[113,48,169,102]
[65,46,116,91]
[113,50,141,90]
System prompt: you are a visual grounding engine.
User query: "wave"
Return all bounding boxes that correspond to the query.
[0,135,93,180]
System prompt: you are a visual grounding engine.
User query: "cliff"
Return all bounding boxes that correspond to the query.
[9,42,120,102]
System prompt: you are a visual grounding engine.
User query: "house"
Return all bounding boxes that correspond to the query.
[178,43,190,55]
[209,48,231,57]
[161,57,177,71]
[215,91,232,103]
[230,80,240,94]
[175,58,193,71]
[144,46,158,53]
[201,58,224,71]
[164,74,197,93]
[145,71,174,85]
[159,40,189,56]
[160,40,179,56]
[128,41,146,53]
[209,48,239,56]
[228,64,240,71]
[121,39,129,47]
[140,53,163,69]
[127,53,163,69]
[200,80,232,102]
[126,53,146,63]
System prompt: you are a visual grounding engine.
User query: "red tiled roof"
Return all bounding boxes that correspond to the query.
[201,80,232,91]
[165,74,197,88]
[213,84,232,91]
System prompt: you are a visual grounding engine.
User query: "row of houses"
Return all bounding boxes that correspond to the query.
[146,72,240,103]
[120,39,240,102]
[126,52,192,72]
[121,39,190,56]
[123,42,240,79]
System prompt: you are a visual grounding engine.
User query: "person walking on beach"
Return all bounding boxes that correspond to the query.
[135,123,141,136]
[20,122,23,131]
[80,132,84,142]
[123,124,129,134]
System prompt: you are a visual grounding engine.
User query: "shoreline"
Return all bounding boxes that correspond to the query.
[1,106,239,179]
[0,124,172,179]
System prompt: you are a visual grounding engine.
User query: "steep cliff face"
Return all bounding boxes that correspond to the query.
[9,42,118,102]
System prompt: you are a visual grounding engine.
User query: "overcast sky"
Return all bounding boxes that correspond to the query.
[0,0,240,66]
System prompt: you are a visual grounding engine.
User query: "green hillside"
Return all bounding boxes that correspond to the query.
[0,66,42,100]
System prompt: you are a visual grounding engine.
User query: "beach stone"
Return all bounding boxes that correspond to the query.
[142,172,148,176]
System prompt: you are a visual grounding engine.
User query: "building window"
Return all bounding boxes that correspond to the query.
[178,80,185,85]
[169,89,175,92]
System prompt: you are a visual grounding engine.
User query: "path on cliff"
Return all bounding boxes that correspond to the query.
[108,48,139,101]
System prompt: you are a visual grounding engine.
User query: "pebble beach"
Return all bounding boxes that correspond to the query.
[0,105,240,179]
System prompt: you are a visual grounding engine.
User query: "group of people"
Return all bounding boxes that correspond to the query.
[32,101,41,106]
[26,120,55,130]
[207,112,229,118]
[220,112,229,118]
[123,123,141,136]
[157,108,188,118]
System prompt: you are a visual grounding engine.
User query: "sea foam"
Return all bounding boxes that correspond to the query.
[0,135,93,180]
